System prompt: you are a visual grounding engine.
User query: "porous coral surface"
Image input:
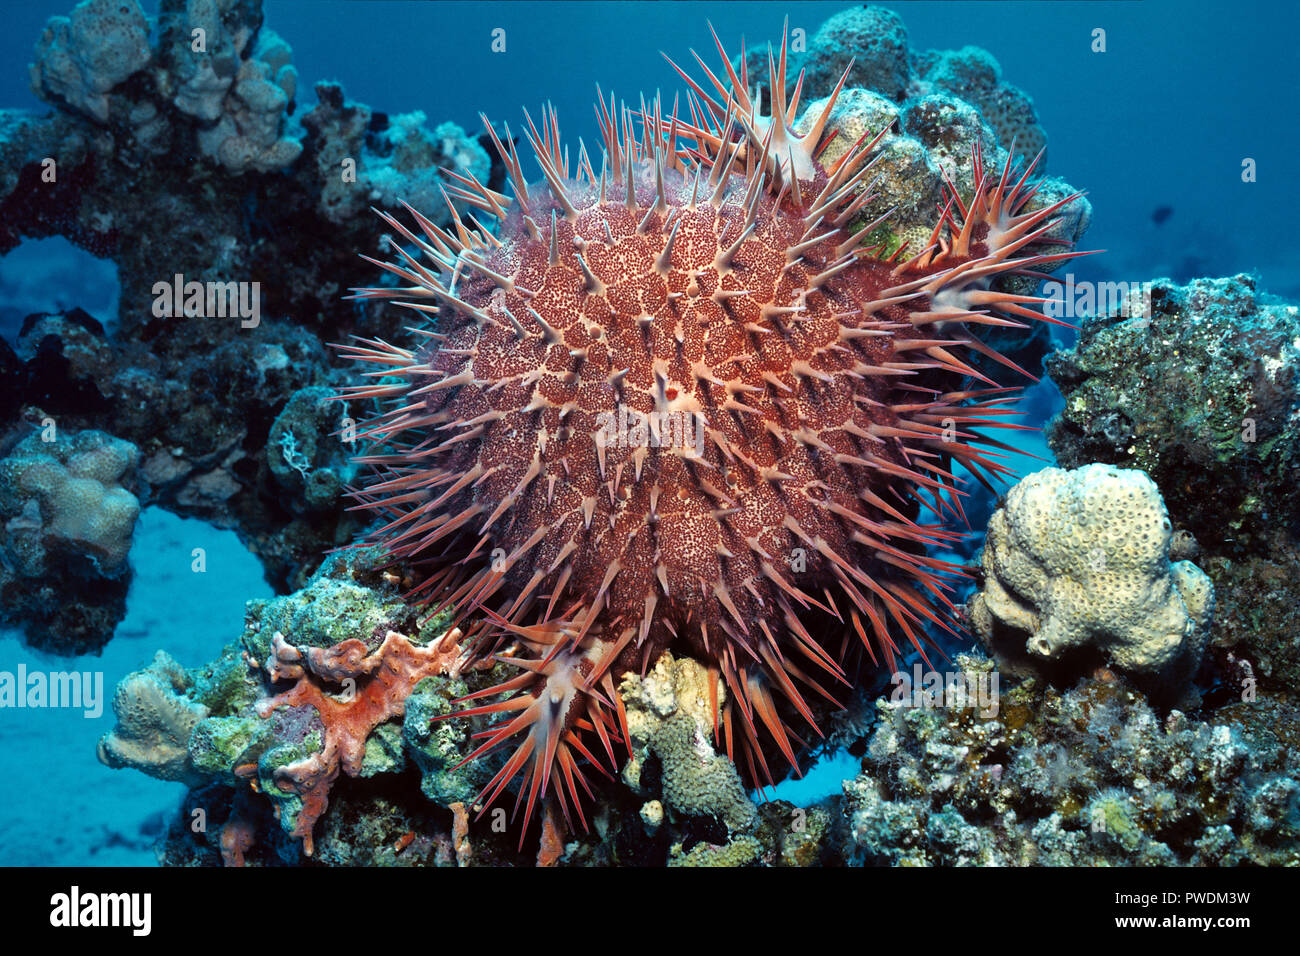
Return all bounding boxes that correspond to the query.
[970,464,1214,689]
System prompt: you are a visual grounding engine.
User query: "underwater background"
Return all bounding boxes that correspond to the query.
[0,0,1296,867]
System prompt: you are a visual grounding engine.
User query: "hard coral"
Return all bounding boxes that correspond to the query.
[29,0,152,123]
[620,652,759,834]
[914,45,1048,163]
[0,427,139,570]
[970,464,1214,691]
[97,650,209,785]
[341,24,1087,843]
[0,426,140,653]
[841,656,1300,866]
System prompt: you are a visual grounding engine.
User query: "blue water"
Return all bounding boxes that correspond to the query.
[1,0,1296,865]
[0,509,271,865]
[3,1,1294,297]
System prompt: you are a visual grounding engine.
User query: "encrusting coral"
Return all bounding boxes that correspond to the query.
[620,652,759,835]
[969,464,1214,691]
[251,626,467,856]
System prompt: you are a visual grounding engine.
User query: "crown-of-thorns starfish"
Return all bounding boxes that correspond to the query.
[335,23,1088,847]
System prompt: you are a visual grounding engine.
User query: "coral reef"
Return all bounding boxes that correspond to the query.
[97,545,847,867]
[0,422,140,653]
[777,16,1088,379]
[3,306,349,597]
[1200,535,1300,696]
[17,0,1291,871]
[302,85,490,226]
[668,834,762,867]
[970,464,1214,694]
[793,6,913,103]
[793,87,1087,275]
[1047,275,1300,556]
[1,0,495,622]
[96,548,505,862]
[252,626,467,855]
[187,27,302,174]
[745,7,1049,164]
[1047,275,1300,704]
[265,385,354,518]
[841,655,1300,866]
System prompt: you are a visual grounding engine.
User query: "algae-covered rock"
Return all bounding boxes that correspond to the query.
[266,385,354,514]
[1047,274,1300,556]
[402,669,503,808]
[839,654,1300,866]
[239,546,423,661]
